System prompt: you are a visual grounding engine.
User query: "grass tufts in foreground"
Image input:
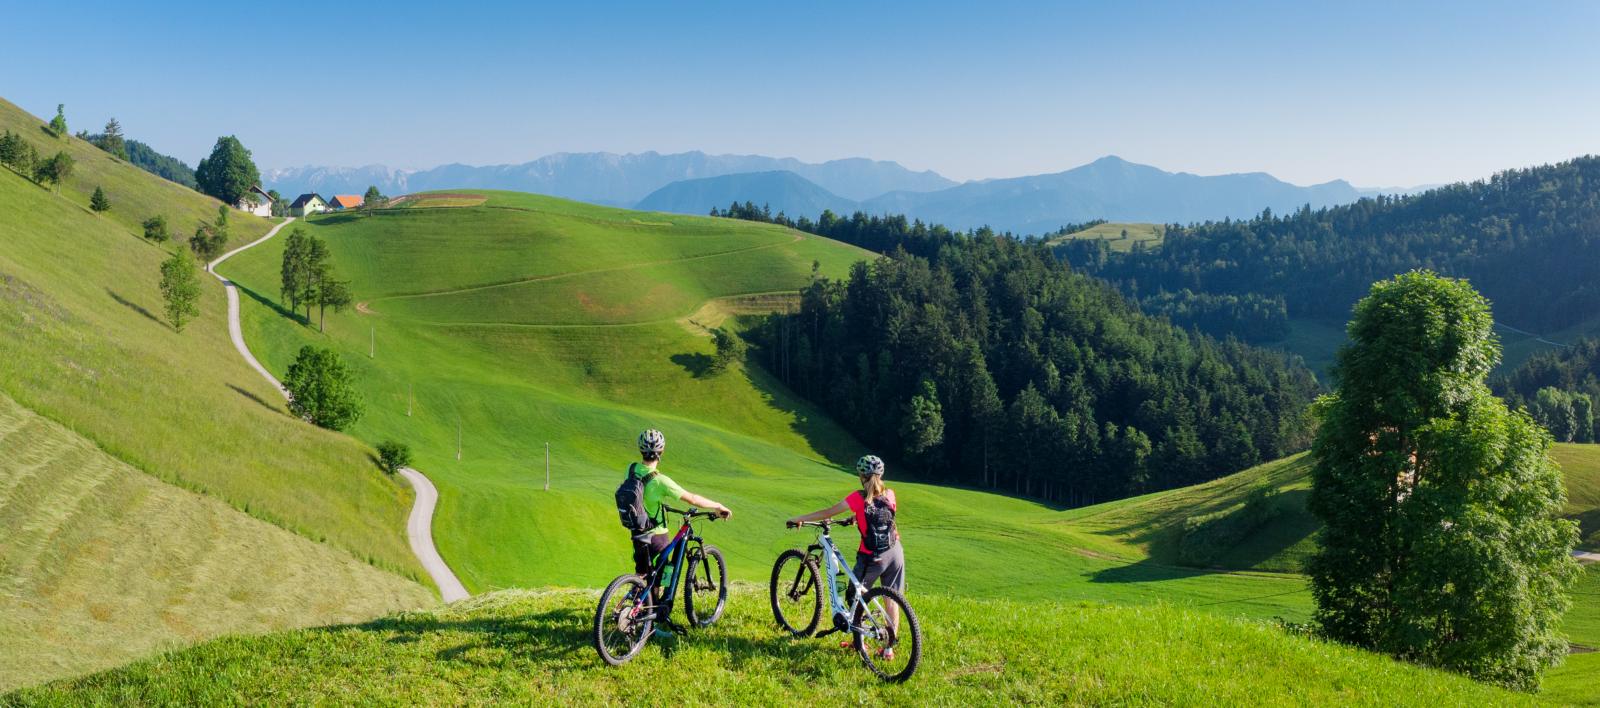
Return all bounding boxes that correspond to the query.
[8,586,1524,706]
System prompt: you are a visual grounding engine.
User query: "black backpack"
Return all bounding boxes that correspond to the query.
[615,463,654,537]
[862,495,897,554]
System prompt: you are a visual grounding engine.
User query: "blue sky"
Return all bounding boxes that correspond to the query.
[3,0,1596,185]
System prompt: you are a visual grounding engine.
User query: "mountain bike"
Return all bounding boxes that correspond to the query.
[771,518,922,682]
[593,506,728,666]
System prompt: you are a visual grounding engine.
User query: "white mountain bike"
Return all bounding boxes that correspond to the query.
[770,517,922,682]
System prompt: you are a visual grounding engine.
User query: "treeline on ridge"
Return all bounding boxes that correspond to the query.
[1055,156,1600,337]
[719,204,1320,505]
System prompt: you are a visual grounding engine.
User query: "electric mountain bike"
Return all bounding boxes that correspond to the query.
[593,506,728,666]
[771,518,922,682]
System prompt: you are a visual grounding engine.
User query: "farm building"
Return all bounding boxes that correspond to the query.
[328,194,363,210]
[289,193,329,216]
[234,185,274,217]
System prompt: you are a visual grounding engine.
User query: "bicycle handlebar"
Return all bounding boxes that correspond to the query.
[787,516,852,529]
[662,505,724,520]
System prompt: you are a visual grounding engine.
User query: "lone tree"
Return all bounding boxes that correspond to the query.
[283,345,363,430]
[711,326,746,372]
[1307,270,1578,690]
[142,215,169,242]
[194,135,260,206]
[34,151,73,191]
[90,186,109,213]
[189,206,231,265]
[99,117,127,159]
[158,249,201,332]
[362,185,387,211]
[48,104,68,138]
[376,440,412,475]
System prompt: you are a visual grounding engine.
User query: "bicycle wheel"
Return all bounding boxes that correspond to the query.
[593,574,653,666]
[852,586,922,682]
[769,549,822,636]
[684,544,728,627]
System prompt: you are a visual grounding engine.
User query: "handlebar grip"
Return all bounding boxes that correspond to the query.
[786,520,799,528]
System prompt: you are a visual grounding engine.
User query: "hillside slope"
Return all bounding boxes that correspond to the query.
[0,392,428,691]
[8,587,1524,706]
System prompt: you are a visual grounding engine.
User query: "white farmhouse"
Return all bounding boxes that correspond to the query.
[235,185,274,217]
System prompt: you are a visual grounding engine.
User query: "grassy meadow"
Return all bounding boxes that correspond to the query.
[9,586,1528,706]
[1047,221,1165,251]
[0,392,428,691]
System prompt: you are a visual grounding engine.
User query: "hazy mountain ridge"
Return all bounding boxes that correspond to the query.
[265,151,953,204]
[637,156,1370,234]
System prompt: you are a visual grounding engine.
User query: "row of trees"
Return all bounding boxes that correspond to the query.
[742,226,1319,504]
[0,130,75,191]
[1059,156,1600,339]
[280,228,353,331]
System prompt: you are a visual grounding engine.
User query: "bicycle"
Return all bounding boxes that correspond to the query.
[770,517,923,682]
[593,506,728,666]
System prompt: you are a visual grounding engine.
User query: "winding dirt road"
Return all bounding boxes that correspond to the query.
[209,218,469,603]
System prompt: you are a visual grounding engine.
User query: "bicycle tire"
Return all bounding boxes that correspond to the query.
[769,549,822,636]
[684,544,728,627]
[593,573,653,666]
[852,586,922,682]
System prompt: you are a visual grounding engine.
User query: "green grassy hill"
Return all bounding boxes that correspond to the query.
[0,392,429,690]
[1046,221,1164,251]
[218,192,1320,621]
[0,100,435,689]
[9,587,1526,706]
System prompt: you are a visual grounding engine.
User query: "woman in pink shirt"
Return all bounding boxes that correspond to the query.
[786,454,905,654]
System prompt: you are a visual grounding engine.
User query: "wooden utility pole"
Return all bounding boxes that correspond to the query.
[370,326,375,358]
[456,417,462,460]
[406,383,412,417]
[544,442,550,490]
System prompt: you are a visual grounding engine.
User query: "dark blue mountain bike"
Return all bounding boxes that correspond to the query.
[593,506,727,665]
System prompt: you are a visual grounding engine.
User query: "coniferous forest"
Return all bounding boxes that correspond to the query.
[735,209,1320,505]
[1056,156,1600,338]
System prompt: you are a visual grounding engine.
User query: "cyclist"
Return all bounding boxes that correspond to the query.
[626,429,732,600]
[785,454,904,656]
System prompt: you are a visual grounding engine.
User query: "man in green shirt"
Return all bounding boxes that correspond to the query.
[629,429,731,582]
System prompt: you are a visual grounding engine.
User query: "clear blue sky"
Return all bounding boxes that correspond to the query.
[3,0,1596,186]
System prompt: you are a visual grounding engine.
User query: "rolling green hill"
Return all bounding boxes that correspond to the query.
[9,587,1527,706]
[1046,221,1165,252]
[0,392,429,691]
[219,191,1322,620]
[0,100,433,689]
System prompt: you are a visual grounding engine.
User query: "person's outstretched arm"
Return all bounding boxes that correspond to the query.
[678,490,731,519]
[787,500,850,526]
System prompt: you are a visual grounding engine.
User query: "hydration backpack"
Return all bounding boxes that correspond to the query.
[862,495,897,554]
[615,463,654,537]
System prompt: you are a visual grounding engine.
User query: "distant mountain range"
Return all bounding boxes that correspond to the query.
[263,151,954,206]
[638,156,1372,233]
[269,152,1413,234]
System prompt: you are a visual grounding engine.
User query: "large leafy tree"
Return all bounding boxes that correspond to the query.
[194,135,260,205]
[283,346,363,430]
[1307,270,1578,690]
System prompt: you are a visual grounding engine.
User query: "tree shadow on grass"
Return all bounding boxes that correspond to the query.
[106,287,161,325]
[671,352,715,378]
[227,383,279,413]
[235,282,306,324]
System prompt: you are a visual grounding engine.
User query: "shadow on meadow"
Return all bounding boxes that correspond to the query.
[105,287,161,325]
[226,383,279,413]
[671,352,714,378]
[235,282,306,324]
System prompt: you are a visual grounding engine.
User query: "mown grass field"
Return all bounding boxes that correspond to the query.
[8,586,1528,706]
[0,391,429,692]
[1047,221,1165,252]
[221,193,1323,621]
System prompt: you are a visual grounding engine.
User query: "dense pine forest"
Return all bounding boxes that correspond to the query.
[724,205,1320,504]
[1056,156,1600,337]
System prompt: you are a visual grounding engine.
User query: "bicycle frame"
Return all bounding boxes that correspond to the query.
[638,507,709,621]
[805,521,877,634]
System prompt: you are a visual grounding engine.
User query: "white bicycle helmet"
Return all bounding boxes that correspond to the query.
[856,454,885,476]
[638,429,666,456]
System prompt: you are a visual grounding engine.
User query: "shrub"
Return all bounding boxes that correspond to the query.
[142,215,169,242]
[1176,483,1280,567]
[376,441,412,475]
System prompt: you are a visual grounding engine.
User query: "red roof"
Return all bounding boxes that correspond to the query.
[330,194,363,208]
